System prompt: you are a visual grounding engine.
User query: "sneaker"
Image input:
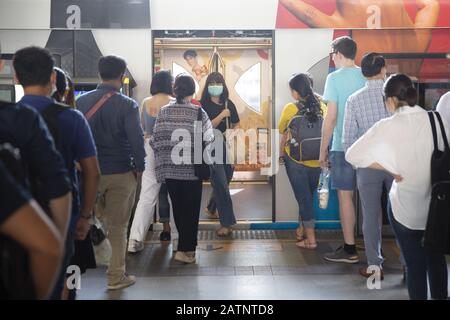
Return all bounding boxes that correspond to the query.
[107,275,136,290]
[324,246,359,264]
[127,239,144,253]
[174,251,196,264]
[159,231,171,241]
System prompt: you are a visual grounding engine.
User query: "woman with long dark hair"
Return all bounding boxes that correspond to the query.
[128,70,174,252]
[151,74,214,263]
[52,67,75,108]
[199,72,239,237]
[279,73,325,249]
[346,74,449,300]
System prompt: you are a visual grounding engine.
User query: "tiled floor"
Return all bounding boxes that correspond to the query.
[76,230,449,300]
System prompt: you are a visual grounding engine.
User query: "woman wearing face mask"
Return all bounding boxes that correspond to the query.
[346,74,449,300]
[200,72,239,236]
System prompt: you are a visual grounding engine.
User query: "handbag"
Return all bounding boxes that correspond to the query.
[194,108,211,180]
[423,112,450,254]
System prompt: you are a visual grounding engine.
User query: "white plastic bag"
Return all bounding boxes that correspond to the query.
[91,216,111,267]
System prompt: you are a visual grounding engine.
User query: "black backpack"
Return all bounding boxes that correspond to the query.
[286,102,323,162]
[0,139,36,299]
[31,102,68,212]
[423,111,450,254]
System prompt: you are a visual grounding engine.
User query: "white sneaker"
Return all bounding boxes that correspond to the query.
[107,275,136,290]
[174,251,196,264]
[127,239,144,253]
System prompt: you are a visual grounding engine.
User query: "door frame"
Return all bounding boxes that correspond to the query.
[151,30,277,223]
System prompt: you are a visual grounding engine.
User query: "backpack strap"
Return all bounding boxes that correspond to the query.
[40,103,69,151]
[435,112,450,150]
[85,92,117,121]
[295,101,306,115]
[428,111,439,152]
[41,102,68,119]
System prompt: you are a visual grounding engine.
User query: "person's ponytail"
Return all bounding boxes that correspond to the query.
[404,87,417,107]
[383,74,417,108]
[289,73,321,121]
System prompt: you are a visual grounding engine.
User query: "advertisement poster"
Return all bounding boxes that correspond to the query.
[276,0,450,29]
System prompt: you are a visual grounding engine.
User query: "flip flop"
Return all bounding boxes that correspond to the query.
[204,208,219,219]
[296,227,305,241]
[217,227,233,237]
[296,240,317,250]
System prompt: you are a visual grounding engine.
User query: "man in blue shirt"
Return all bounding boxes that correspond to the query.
[1,42,72,247]
[77,55,145,290]
[13,46,100,299]
[319,36,366,264]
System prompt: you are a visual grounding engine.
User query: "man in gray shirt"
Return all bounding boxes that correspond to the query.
[342,53,392,280]
[77,55,145,290]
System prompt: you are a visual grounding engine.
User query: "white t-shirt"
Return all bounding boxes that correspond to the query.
[345,106,449,230]
[436,92,450,128]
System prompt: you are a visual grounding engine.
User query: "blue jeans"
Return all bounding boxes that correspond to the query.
[207,162,236,227]
[388,201,448,300]
[284,155,320,229]
[158,183,170,223]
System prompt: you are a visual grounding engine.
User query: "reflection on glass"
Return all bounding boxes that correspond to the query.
[235,63,261,113]
[172,62,200,97]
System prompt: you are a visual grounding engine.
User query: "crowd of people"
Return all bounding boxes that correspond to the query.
[0,35,449,300]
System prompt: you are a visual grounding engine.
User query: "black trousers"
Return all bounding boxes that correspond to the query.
[166,179,203,252]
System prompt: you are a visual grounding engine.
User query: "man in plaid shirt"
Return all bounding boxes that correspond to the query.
[342,52,393,280]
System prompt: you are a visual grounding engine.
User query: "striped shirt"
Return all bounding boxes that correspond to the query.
[150,101,214,182]
[342,79,390,151]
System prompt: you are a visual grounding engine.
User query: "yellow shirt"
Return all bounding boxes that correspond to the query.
[278,100,327,167]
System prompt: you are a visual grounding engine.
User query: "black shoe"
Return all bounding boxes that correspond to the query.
[160,231,171,241]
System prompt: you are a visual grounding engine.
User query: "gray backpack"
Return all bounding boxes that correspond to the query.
[286,103,323,162]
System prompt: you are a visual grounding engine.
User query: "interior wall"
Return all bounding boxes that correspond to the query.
[0,0,50,29]
[0,29,51,52]
[92,30,152,105]
[150,0,279,30]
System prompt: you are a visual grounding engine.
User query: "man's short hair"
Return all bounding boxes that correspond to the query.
[183,50,198,60]
[361,52,386,77]
[13,46,55,87]
[331,36,357,60]
[98,55,127,81]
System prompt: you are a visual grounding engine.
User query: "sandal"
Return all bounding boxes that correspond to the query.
[217,227,233,237]
[296,226,305,241]
[204,208,219,219]
[296,239,317,250]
